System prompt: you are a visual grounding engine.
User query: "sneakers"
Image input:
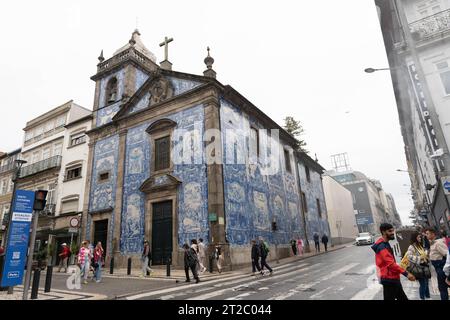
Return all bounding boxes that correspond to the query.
[202,267,207,273]
[83,280,88,284]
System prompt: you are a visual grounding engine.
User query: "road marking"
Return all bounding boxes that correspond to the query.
[269,262,360,300]
[225,292,256,300]
[125,262,310,300]
[185,264,317,300]
[350,265,381,300]
[309,286,332,299]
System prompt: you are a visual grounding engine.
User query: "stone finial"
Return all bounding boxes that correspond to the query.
[129,29,140,46]
[98,50,105,63]
[203,47,216,78]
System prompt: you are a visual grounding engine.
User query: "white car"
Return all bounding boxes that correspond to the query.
[355,232,374,246]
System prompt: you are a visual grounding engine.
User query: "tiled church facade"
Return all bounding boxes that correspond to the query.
[81,31,331,269]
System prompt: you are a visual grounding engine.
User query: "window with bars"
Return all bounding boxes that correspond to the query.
[155,136,171,171]
[66,166,82,181]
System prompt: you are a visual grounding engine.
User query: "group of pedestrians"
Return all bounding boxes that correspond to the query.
[251,239,273,276]
[372,222,450,300]
[183,238,224,283]
[290,238,304,256]
[77,240,104,284]
[313,232,329,253]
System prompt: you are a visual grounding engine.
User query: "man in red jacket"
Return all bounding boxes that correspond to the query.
[371,223,416,300]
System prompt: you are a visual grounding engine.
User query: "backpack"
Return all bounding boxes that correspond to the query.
[262,241,270,254]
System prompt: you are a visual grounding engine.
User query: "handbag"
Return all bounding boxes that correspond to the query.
[407,245,431,279]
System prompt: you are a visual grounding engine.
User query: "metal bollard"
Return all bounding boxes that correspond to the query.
[44,265,53,293]
[31,268,41,300]
[166,258,171,277]
[209,255,213,273]
[110,257,114,274]
[127,257,132,275]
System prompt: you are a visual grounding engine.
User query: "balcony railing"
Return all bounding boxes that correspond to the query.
[410,8,450,41]
[19,156,62,178]
[0,162,15,174]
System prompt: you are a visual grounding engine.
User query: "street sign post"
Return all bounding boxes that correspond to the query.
[0,190,35,287]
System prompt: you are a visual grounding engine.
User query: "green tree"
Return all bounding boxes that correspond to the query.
[283,116,308,152]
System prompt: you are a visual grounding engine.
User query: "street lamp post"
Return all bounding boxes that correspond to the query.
[364,67,391,73]
[2,159,27,294]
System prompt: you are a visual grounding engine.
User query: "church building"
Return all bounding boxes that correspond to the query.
[81,30,330,269]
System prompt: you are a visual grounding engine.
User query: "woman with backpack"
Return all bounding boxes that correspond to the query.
[259,239,273,275]
[406,231,432,300]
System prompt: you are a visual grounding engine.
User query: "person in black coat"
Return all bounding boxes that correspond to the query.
[321,234,329,252]
[251,240,263,276]
[183,243,200,283]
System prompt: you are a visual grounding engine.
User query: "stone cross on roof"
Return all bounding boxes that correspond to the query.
[159,36,174,62]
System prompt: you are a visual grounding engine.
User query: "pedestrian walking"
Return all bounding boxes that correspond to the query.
[297,238,304,256]
[251,240,263,276]
[183,242,200,283]
[57,243,71,273]
[321,234,329,252]
[371,223,415,300]
[214,245,223,273]
[290,239,297,256]
[78,241,93,285]
[405,231,432,300]
[259,239,273,275]
[198,238,207,273]
[444,245,450,286]
[93,242,104,283]
[313,232,320,253]
[141,240,153,277]
[425,228,449,300]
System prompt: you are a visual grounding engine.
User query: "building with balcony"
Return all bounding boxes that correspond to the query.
[0,148,21,245]
[17,100,91,257]
[375,0,450,232]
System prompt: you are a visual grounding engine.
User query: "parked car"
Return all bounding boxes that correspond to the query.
[355,232,374,246]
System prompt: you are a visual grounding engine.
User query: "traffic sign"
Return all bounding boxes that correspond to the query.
[70,217,79,228]
[68,227,78,234]
[442,176,450,195]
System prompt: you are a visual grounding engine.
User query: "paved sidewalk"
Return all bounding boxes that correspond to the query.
[0,286,107,300]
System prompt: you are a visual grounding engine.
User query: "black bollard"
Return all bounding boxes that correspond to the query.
[44,265,53,293]
[31,268,41,300]
[127,257,132,275]
[110,257,114,275]
[209,255,213,273]
[166,258,171,277]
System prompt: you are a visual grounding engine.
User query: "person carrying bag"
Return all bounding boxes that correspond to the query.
[404,231,431,300]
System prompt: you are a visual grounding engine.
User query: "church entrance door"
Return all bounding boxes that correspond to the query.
[152,201,173,265]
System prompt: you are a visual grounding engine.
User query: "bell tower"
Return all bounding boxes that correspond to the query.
[90,30,159,127]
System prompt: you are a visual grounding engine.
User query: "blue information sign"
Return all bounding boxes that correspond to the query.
[0,190,35,287]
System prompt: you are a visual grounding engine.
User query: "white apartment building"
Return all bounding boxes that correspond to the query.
[17,100,91,255]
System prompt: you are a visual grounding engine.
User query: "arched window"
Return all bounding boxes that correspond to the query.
[105,77,118,105]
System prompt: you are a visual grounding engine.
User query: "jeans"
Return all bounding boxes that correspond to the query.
[80,261,90,281]
[142,256,153,276]
[323,243,328,252]
[252,258,261,273]
[383,282,408,300]
[431,259,449,300]
[94,260,102,282]
[418,278,430,300]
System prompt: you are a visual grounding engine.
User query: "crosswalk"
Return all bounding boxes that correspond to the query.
[125,257,364,300]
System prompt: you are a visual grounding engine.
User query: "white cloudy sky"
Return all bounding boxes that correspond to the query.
[0,0,413,224]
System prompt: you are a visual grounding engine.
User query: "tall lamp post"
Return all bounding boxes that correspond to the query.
[2,159,27,294]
